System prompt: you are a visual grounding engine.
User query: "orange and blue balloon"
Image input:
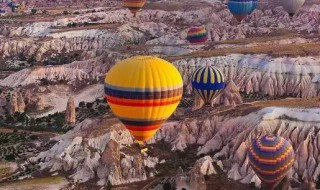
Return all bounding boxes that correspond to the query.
[104,56,183,144]
[191,66,225,105]
[186,27,208,44]
[247,135,295,189]
[123,0,146,17]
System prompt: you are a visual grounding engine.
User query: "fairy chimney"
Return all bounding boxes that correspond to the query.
[65,96,76,124]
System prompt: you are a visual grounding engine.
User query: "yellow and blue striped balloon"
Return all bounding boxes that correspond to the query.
[105,56,183,144]
[248,135,295,189]
[191,66,225,105]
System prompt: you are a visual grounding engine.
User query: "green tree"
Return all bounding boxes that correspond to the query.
[79,101,85,108]
[106,180,112,190]
[5,115,14,123]
[163,182,172,190]
[86,102,93,109]
[54,116,64,128]
[18,53,26,61]
[27,55,36,66]
[5,153,15,161]
[31,8,37,15]
[30,118,35,126]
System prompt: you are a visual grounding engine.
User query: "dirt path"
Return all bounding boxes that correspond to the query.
[0,127,58,138]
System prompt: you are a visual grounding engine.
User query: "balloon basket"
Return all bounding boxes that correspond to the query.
[135,141,148,153]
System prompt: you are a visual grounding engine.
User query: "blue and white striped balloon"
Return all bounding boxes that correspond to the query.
[191,66,225,105]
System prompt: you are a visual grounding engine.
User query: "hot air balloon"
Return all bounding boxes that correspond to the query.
[186,27,208,44]
[105,56,183,145]
[249,0,258,15]
[247,135,295,190]
[123,0,146,17]
[227,0,255,22]
[281,0,305,17]
[191,66,225,105]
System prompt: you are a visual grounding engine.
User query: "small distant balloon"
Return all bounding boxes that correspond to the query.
[123,0,146,17]
[186,26,208,44]
[248,135,295,190]
[191,66,225,105]
[281,0,305,17]
[227,0,255,22]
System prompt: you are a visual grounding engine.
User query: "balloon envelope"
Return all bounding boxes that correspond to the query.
[123,0,146,17]
[249,0,258,14]
[105,56,183,143]
[187,27,208,44]
[281,0,305,17]
[228,0,255,22]
[248,135,295,188]
[191,66,225,105]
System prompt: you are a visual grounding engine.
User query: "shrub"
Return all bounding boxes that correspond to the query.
[5,153,15,161]
[106,181,112,190]
[86,102,94,109]
[18,52,26,61]
[79,101,85,108]
[54,116,64,128]
[163,182,172,190]
[31,9,37,15]
[63,10,69,15]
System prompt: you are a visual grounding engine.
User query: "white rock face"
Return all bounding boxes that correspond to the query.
[175,54,320,98]
[174,156,217,190]
[213,80,243,106]
[193,156,217,176]
[0,2,319,59]
[150,106,320,187]
[29,118,155,186]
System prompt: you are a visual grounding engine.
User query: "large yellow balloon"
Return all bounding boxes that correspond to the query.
[104,56,183,143]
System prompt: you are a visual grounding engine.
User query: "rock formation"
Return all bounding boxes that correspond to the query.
[174,156,217,190]
[213,80,243,106]
[35,96,45,111]
[16,91,25,112]
[28,105,320,188]
[191,93,204,111]
[29,118,152,186]
[9,93,18,114]
[175,55,320,99]
[65,96,76,124]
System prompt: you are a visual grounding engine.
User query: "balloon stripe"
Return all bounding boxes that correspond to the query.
[126,125,160,131]
[105,83,182,92]
[250,158,294,177]
[120,118,166,126]
[249,146,294,165]
[203,67,209,84]
[105,86,183,99]
[192,82,225,90]
[106,95,181,103]
[106,96,181,107]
